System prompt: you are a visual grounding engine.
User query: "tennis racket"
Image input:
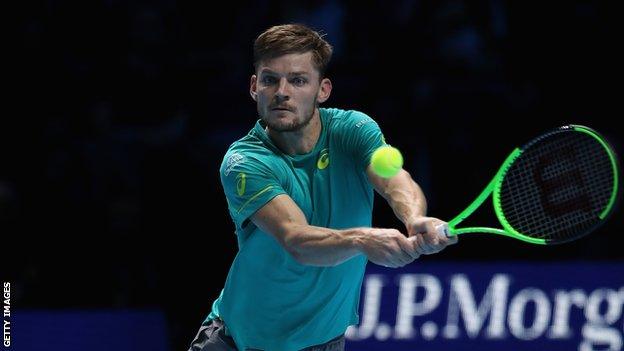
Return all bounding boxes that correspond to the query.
[436,125,620,245]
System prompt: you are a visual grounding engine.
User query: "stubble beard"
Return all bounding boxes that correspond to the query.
[260,98,317,132]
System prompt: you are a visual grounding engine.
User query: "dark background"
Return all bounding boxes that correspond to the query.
[4,1,622,350]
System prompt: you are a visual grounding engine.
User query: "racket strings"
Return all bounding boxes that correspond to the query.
[499,131,615,242]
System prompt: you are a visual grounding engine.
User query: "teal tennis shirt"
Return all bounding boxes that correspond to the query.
[208,108,386,350]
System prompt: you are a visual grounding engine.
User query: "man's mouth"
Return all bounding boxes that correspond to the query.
[271,106,292,111]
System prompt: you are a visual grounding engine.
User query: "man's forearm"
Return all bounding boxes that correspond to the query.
[283,225,365,267]
[377,170,427,226]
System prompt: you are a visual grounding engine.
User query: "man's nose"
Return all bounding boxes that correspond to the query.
[275,78,290,100]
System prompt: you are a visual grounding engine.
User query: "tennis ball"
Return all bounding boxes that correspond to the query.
[371,145,403,178]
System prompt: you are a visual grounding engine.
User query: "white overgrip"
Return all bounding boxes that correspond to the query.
[435,223,450,238]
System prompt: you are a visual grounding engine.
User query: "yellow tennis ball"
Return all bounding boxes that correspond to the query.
[371,145,403,178]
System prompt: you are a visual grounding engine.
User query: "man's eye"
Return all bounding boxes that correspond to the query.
[262,76,277,84]
[292,77,307,86]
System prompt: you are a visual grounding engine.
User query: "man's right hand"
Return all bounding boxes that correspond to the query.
[358,228,420,268]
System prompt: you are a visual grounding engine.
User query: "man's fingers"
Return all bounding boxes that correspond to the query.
[415,233,442,255]
[424,223,459,248]
[408,236,421,252]
[408,236,423,257]
[406,217,458,256]
[414,235,432,255]
[401,236,420,260]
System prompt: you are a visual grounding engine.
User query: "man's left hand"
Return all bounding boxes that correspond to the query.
[406,216,458,255]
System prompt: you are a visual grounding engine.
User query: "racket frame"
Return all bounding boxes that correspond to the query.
[441,125,619,245]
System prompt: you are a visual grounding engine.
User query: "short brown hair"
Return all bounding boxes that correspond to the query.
[253,24,333,78]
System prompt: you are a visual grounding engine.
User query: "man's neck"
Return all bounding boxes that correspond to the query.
[266,109,321,155]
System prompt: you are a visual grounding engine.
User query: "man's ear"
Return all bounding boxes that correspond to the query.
[317,78,332,103]
[250,75,258,101]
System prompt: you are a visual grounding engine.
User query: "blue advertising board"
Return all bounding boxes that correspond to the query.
[346,262,624,351]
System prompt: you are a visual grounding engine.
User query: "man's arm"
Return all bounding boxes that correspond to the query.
[367,167,457,254]
[366,168,427,226]
[250,194,419,267]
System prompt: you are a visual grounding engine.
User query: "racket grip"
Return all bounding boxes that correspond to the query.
[435,224,450,238]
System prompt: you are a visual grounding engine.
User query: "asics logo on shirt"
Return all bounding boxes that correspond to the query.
[225,152,246,176]
[236,173,246,196]
[317,149,329,170]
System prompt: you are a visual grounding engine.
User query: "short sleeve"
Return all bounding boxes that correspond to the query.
[220,151,286,229]
[338,111,387,170]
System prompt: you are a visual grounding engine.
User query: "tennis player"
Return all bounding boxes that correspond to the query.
[188,23,457,351]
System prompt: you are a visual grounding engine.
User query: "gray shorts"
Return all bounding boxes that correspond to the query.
[188,318,237,351]
[187,318,345,351]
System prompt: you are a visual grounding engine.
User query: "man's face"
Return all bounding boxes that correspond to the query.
[250,52,331,132]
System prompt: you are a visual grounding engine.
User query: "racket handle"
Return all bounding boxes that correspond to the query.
[435,223,450,238]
